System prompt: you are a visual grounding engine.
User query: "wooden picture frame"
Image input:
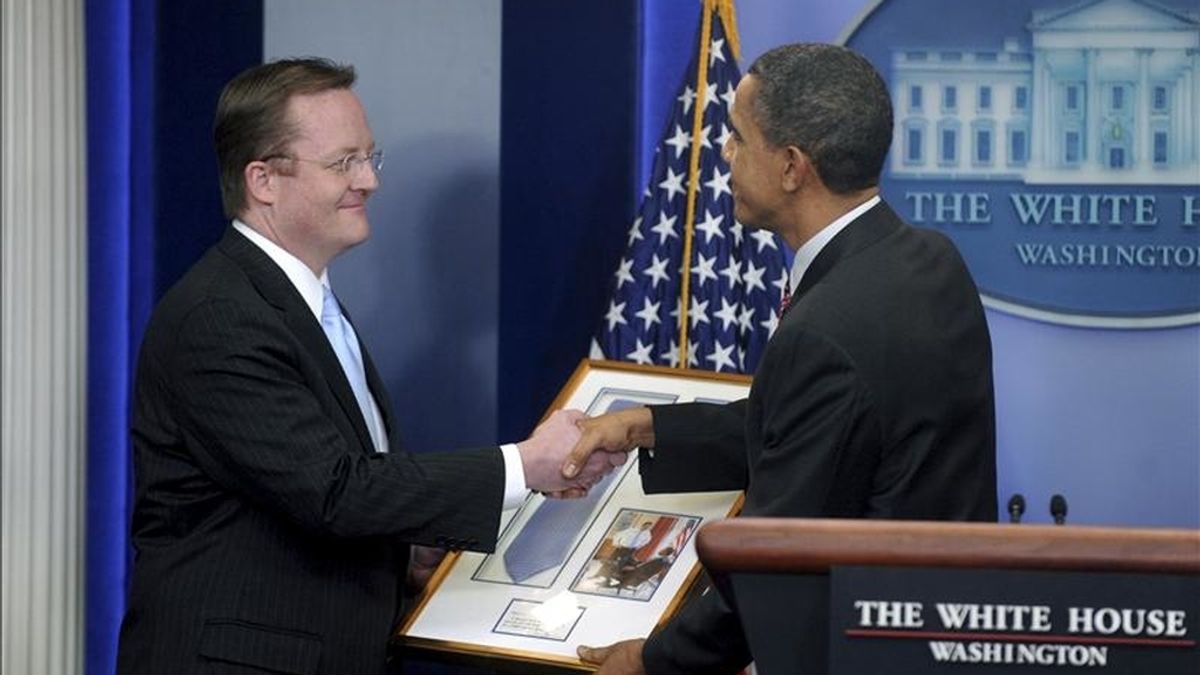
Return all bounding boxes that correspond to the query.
[395,359,750,671]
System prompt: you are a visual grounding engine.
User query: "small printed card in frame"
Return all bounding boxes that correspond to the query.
[395,360,749,671]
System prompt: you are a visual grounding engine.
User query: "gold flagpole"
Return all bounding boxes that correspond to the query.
[676,0,716,369]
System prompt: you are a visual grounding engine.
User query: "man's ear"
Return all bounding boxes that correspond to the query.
[780,146,809,192]
[244,160,277,206]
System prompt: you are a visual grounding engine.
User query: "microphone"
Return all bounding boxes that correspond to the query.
[1007,494,1025,523]
[1050,494,1068,525]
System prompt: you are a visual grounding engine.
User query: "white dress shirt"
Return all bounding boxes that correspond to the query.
[787,195,881,294]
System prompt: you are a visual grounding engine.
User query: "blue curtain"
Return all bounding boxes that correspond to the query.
[84,1,260,671]
[84,0,156,672]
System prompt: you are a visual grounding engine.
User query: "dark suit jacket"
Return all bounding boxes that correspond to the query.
[638,202,997,674]
[116,228,505,675]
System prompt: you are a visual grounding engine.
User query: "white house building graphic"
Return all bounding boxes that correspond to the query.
[889,0,1199,185]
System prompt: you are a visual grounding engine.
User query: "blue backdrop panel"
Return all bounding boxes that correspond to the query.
[153,1,264,296]
[498,0,640,440]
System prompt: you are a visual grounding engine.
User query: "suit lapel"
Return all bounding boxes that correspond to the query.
[217,228,378,455]
[793,201,904,299]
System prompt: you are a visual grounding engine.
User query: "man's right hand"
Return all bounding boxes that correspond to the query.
[518,409,622,493]
[561,407,655,480]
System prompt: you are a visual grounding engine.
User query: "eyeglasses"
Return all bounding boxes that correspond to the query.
[266,150,384,176]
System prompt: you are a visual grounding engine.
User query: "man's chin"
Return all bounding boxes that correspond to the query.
[340,215,371,244]
[736,212,765,232]
[732,204,760,231]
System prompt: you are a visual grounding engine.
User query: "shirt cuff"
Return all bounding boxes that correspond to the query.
[499,443,528,509]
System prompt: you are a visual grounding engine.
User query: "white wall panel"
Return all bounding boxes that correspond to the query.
[1,0,87,672]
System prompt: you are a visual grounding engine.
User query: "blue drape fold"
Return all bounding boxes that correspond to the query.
[84,0,155,672]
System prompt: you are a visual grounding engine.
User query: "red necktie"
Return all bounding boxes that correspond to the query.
[779,283,793,316]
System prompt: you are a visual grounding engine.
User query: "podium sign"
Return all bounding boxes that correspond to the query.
[830,566,1199,674]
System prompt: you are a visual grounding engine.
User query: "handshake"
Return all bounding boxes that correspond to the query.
[515,407,656,497]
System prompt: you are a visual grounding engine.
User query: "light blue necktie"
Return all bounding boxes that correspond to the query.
[321,285,385,453]
[502,398,642,583]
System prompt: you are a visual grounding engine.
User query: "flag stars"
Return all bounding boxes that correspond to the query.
[634,297,662,329]
[714,298,740,331]
[761,309,779,336]
[706,340,737,372]
[664,125,692,159]
[730,220,744,246]
[771,268,790,295]
[649,213,678,245]
[643,254,671,289]
[627,216,644,247]
[658,167,687,201]
[626,339,655,366]
[691,253,718,287]
[688,296,711,329]
[661,340,680,368]
[710,38,726,66]
[737,305,756,333]
[605,300,628,331]
[614,257,635,289]
[750,229,779,253]
[678,85,696,115]
[702,82,719,110]
[695,210,725,244]
[715,123,732,150]
[719,258,742,288]
[720,81,737,109]
[743,260,767,293]
[704,167,732,200]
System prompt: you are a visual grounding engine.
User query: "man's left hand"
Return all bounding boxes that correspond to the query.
[406,545,447,595]
[578,639,646,675]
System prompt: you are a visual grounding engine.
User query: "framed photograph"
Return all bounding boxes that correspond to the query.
[396,359,750,671]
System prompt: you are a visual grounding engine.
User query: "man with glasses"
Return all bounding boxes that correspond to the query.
[116,58,612,675]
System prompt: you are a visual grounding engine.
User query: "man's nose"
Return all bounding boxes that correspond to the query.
[352,162,379,192]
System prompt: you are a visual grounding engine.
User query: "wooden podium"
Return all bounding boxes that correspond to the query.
[696,519,1200,674]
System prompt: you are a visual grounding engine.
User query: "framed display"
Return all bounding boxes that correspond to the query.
[395,359,750,671]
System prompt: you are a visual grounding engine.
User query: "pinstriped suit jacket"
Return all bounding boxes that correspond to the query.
[116,227,504,675]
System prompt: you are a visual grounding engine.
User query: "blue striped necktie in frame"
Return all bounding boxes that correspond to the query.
[502,398,643,583]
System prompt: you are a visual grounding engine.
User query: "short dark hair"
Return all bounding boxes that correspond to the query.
[213,58,356,218]
[747,44,893,193]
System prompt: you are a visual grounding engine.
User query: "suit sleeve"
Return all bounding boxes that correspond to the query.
[158,297,504,550]
[643,584,752,675]
[637,327,880,674]
[638,400,749,493]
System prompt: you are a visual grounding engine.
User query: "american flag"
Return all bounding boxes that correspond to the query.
[592,9,786,373]
[671,518,697,557]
